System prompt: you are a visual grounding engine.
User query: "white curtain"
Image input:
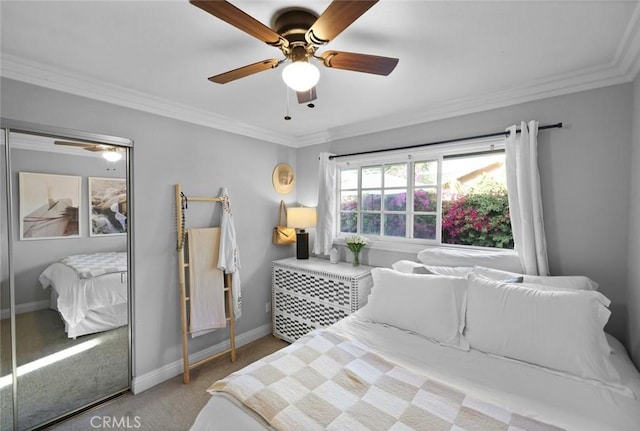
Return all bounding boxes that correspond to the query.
[505,120,550,275]
[313,152,337,255]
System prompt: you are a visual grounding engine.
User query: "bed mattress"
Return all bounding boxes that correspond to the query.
[40,260,127,337]
[190,313,640,431]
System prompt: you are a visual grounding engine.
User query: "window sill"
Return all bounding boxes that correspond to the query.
[333,237,516,254]
[333,237,425,254]
[332,237,516,256]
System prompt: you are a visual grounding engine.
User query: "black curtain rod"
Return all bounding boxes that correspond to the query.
[328,122,563,160]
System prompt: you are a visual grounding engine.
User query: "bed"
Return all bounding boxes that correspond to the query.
[38,251,128,338]
[190,251,640,431]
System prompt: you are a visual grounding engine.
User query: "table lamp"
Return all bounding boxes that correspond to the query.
[287,207,317,259]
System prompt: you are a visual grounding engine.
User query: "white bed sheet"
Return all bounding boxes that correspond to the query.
[52,292,128,339]
[40,262,127,336]
[191,313,640,431]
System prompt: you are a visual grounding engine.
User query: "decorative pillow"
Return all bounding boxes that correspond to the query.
[359,268,469,350]
[464,273,627,393]
[472,266,599,291]
[391,260,472,277]
[423,265,474,277]
[391,260,429,273]
[416,247,523,273]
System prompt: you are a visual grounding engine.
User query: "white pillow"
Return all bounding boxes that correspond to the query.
[391,260,427,273]
[391,260,473,277]
[417,247,523,273]
[359,268,469,350]
[423,265,474,277]
[464,273,627,393]
[472,265,599,291]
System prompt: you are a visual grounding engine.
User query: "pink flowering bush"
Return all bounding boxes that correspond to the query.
[441,185,513,249]
[340,179,513,249]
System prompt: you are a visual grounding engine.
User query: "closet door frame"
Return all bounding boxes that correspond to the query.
[0,118,134,430]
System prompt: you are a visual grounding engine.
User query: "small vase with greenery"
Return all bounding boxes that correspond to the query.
[345,234,368,266]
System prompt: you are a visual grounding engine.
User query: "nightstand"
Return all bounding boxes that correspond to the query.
[271,257,374,342]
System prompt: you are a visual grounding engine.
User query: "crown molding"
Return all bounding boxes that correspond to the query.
[615,0,640,81]
[308,61,631,146]
[4,6,640,151]
[305,1,640,146]
[0,54,298,148]
[1,133,105,158]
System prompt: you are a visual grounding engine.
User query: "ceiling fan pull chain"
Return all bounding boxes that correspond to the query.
[284,86,292,121]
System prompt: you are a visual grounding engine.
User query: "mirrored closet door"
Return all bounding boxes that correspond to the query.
[1,127,13,430]
[0,120,133,430]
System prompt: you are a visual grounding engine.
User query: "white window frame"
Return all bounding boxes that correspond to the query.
[334,137,506,253]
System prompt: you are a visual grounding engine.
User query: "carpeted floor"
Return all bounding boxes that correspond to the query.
[48,334,288,431]
[1,309,128,431]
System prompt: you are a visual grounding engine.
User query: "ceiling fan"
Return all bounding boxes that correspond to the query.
[54,141,124,162]
[190,0,399,104]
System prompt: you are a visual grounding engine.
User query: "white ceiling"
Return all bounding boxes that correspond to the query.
[2,1,640,147]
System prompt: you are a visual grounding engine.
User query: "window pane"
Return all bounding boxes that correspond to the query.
[336,140,510,249]
[414,188,436,212]
[441,152,513,248]
[341,191,358,211]
[415,161,437,186]
[340,212,357,233]
[384,190,406,211]
[384,214,406,237]
[362,190,381,211]
[362,166,381,188]
[442,153,505,197]
[341,169,358,189]
[361,213,380,235]
[414,215,436,239]
[384,164,407,187]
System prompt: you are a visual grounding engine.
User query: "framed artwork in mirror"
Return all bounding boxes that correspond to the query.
[19,172,82,240]
[89,177,127,236]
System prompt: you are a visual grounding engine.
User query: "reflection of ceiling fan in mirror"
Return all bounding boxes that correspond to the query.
[54,141,124,162]
[190,0,399,104]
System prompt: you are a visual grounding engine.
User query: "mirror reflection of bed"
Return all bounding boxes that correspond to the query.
[40,251,128,338]
[0,130,131,430]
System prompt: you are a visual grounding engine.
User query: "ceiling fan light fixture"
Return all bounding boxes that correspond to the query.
[102,149,123,162]
[281,60,319,92]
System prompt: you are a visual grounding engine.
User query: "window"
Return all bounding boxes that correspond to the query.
[337,138,513,249]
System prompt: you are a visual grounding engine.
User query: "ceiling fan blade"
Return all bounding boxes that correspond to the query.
[297,87,317,104]
[306,0,378,45]
[320,50,398,75]
[190,1,286,47]
[54,141,120,152]
[208,59,280,84]
[54,140,94,148]
[55,140,104,151]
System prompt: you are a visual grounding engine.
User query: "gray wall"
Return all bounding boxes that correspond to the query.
[297,83,635,357]
[629,77,640,366]
[1,78,297,379]
[3,76,637,381]
[1,147,126,308]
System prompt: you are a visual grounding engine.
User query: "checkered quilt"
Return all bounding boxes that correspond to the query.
[59,252,127,279]
[208,330,564,431]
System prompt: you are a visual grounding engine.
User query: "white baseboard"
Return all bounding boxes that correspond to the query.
[0,299,50,320]
[131,323,273,394]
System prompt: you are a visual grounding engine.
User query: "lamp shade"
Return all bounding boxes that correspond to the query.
[281,61,320,92]
[287,207,317,229]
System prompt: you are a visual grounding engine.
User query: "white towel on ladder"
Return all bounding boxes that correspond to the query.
[218,187,242,319]
[188,227,226,337]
